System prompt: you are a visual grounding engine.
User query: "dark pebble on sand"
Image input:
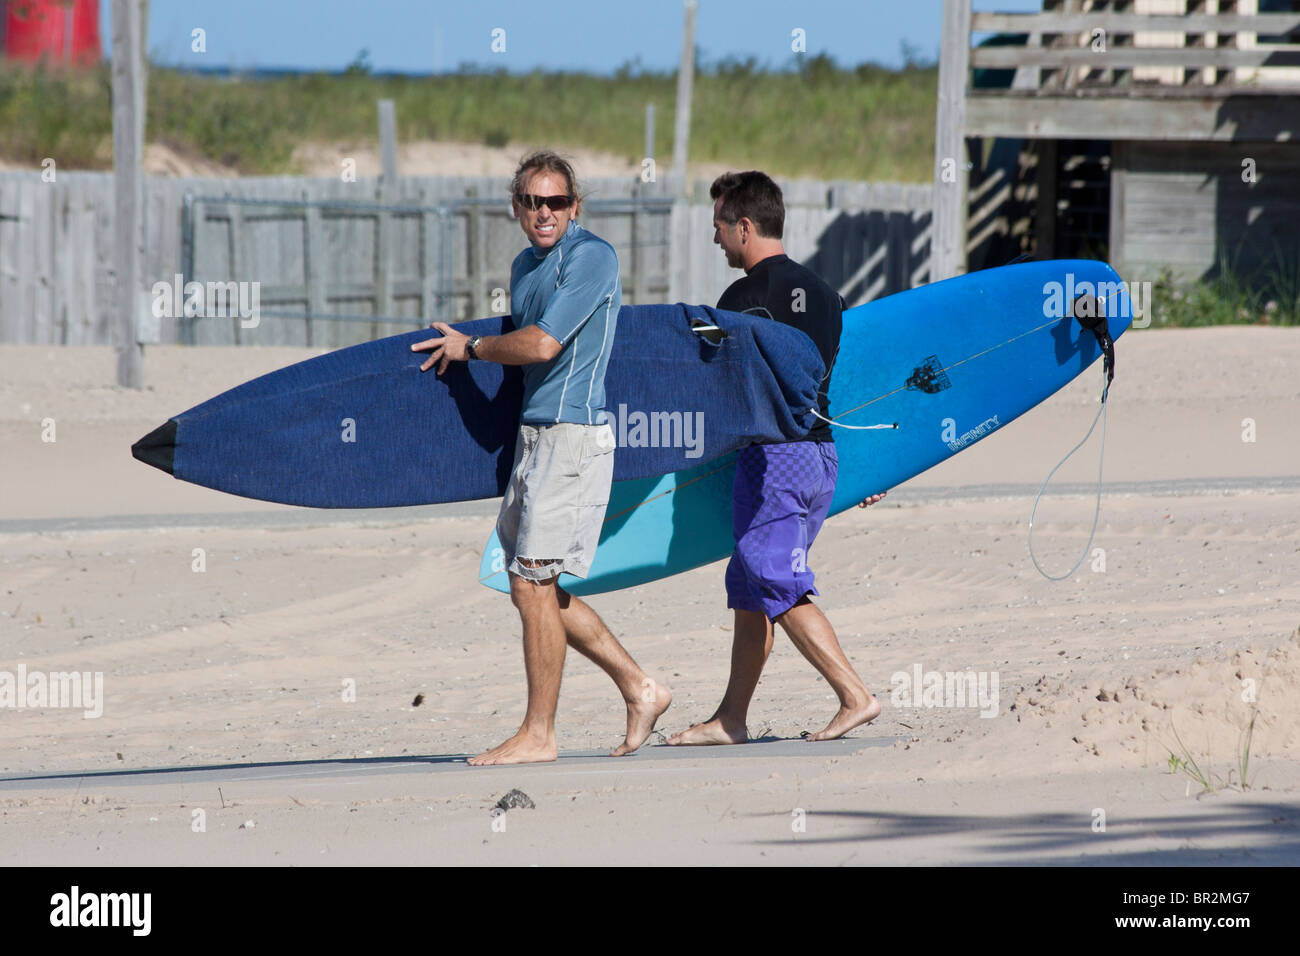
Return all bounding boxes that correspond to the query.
[494,789,535,811]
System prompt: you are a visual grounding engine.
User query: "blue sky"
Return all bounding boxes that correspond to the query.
[99,0,1045,74]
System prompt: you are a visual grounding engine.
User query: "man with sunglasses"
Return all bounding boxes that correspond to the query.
[412,151,671,766]
[668,170,883,748]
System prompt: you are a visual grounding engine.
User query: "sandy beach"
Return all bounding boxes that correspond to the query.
[3,139,738,183]
[1,326,1298,865]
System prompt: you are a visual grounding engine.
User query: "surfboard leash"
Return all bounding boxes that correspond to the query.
[1028,294,1115,581]
[807,409,897,431]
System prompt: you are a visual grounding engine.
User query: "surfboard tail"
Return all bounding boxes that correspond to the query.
[131,420,178,476]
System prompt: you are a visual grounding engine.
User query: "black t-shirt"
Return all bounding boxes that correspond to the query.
[716,254,842,443]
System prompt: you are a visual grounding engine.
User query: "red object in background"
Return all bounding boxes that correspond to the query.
[2,0,102,66]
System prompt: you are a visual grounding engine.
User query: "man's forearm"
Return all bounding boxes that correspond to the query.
[474,325,560,365]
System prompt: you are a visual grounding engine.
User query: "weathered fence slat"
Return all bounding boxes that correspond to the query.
[0,173,934,346]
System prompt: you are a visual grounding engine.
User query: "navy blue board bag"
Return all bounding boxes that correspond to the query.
[132,304,825,508]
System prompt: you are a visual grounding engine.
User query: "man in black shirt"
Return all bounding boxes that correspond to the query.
[669,171,882,746]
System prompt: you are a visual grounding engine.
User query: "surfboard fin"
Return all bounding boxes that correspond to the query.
[131,420,178,475]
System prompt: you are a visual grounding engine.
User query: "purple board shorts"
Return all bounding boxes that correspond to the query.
[725,441,839,620]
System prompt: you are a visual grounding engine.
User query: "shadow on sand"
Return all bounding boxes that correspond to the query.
[751,803,1300,865]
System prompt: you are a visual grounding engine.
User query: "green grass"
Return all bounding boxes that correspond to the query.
[0,55,938,181]
[1143,236,1300,328]
[1163,701,1262,794]
[7,57,1294,325]
[1149,248,1300,328]
[0,60,112,169]
[1165,720,1217,793]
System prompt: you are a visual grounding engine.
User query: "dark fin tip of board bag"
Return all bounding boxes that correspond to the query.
[131,420,178,475]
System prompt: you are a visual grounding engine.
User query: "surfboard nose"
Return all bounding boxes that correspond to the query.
[131,420,178,475]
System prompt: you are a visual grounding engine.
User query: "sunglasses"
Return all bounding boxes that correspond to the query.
[514,193,574,212]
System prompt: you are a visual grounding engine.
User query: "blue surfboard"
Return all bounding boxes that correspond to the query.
[478,259,1134,594]
[131,304,824,508]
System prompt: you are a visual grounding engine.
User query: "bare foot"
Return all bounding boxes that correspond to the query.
[666,715,748,746]
[467,729,557,766]
[804,694,882,741]
[611,679,673,756]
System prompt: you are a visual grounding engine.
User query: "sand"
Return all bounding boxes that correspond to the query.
[4,140,736,182]
[0,327,1298,865]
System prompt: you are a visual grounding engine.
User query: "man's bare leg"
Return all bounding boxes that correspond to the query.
[667,608,772,745]
[555,586,671,756]
[775,596,880,740]
[468,568,566,766]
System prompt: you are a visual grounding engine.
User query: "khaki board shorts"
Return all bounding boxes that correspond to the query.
[495,422,615,582]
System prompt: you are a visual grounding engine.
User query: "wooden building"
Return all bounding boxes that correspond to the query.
[934,0,1300,292]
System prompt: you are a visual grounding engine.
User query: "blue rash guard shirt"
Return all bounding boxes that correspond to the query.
[509,221,621,426]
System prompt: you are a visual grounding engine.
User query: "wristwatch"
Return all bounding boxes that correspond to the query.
[466,335,482,360]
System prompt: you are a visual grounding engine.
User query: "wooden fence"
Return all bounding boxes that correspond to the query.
[0,172,933,347]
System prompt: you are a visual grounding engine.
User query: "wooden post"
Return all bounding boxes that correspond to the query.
[53,182,71,344]
[438,206,454,322]
[639,104,655,302]
[1041,0,1064,90]
[228,200,246,344]
[303,190,325,346]
[932,0,971,281]
[644,102,656,169]
[467,188,488,319]
[375,99,397,334]
[377,99,398,190]
[111,0,145,386]
[1108,140,1127,274]
[419,188,437,326]
[468,202,487,319]
[632,183,651,305]
[1035,140,1059,259]
[671,0,697,193]
[1062,0,1082,90]
[666,197,691,304]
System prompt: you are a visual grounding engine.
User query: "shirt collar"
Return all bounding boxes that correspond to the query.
[745,253,788,275]
[531,220,580,258]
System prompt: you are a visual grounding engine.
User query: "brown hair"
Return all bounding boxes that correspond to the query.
[511,150,583,215]
[710,170,785,239]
